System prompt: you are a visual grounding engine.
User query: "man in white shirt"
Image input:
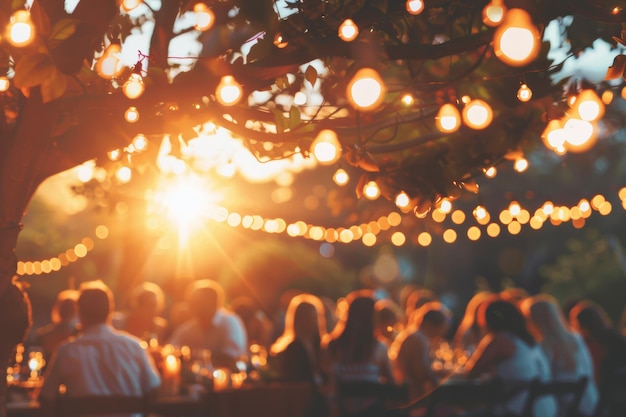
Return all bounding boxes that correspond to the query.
[167,279,247,369]
[39,280,161,404]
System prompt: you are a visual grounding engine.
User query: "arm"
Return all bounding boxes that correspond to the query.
[465,332,515,379]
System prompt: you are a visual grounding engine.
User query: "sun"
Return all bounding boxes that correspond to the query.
[150,174,222,247]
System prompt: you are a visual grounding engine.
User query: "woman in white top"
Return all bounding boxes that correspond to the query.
[466,299,557,417]
[521,295,599,417]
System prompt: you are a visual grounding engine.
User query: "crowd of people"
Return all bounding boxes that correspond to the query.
[19,278,626,417]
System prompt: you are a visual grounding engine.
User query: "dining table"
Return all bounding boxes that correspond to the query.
[6,380,316,417]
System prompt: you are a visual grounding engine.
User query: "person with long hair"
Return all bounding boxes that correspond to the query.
[520,294,598,416]
[569,300,626,415]
[452,291,495,354]
[465,299,557,417]
[323,290,394,417]
[270,293,327,383]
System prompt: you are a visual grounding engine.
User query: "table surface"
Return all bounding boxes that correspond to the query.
[7,381,316,417]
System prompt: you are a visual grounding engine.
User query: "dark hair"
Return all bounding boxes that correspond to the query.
[329,290,377,363]
[78,281,113,326]
[570,301,613,342]
[422,309,448,327]
[484,299,535,346]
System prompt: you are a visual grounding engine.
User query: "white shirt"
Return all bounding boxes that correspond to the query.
[40,323,161,399]
[167,308,247,361]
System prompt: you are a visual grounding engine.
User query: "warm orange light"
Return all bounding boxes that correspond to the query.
[333,169,350,186]
[395,192,411,209]
[562,117,597,153]
[7,10,35,47]
[216,75,243,106]
[517,83,532,102]
[363,181,381,200]
[124,106,139,123]
[96,44,124,79]
[194,3,215,31]
[484,166,497,178]
[572,89,605,122]
[338,19,359,42]
[121,0,143,12]
[123,73,145,99]
[514,157,528,172]
[406,0,425,15]
[274,33,288,48]
[493,9,541,66]
[482,0,507,27]
[436,103,461,133]
[541,119,566,151]
[0,77,9,92]
[462,99,493,129]
[346,68,385,111]
[311,129,342,165]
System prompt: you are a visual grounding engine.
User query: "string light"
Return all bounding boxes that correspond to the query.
[346,68,385,111]
[517,83,532,102]
[462,99,493,129]
[493,8,541,67]
[123,73,145,99]
[0,76,9,92]
[338,19,359,42]
[216,75,243,106]
[311,129,342,165]
[436,103,461,133]
[482,0,507,27]
[7,10,35,47]
[406,0,425,15]
[194,3,215,31]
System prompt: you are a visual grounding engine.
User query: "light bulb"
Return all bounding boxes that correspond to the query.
[123,73,145,99]
[121,0,143,12]
[333,169,350,186]
[395,192,411,209]
[216,75,243,106]
[473,205,488,221]
[406,0,425,15]
[194,3,215,31]
[346,68,385,111]
[517,83,532,102]
[436,103,461,133]
[482,0,507,27]
[563,117,597,153]
[132,134,148,151]
[484,166,497,178]
[462,99,493,129]
[514,157,528,172]
[493,9,541,67]
[572,89,604,122]
[124,106,139,123]
[541,119,565,150]
[96,44,124,79]
[7,10,35,47]
[311,129,342,165]
[509,201,521,216]
[274,33,288,48]
[0,76,9,92]
[363,181,381,200]
[338,19,359,42]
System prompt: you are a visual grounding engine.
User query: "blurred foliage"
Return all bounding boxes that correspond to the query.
[540,228,626,322]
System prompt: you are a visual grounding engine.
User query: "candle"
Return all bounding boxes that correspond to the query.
[213,368,229,391]
[162,354,181,395]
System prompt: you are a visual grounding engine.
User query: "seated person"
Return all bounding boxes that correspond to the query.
[167,279,247,370]
[35,289,79,359]
[39,280,161,405]
[465,299,557,417]
[112,281,168,344]
[390,302,449,401]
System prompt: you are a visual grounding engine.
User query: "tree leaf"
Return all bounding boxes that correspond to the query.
[272,108,288,134]
[40,68,67,103]
[49,18,79,43]
[29,1,51,37]
[605,54,626,80]
[304,65,318,87]
[288,106,301,129]
[13,53,56,89]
